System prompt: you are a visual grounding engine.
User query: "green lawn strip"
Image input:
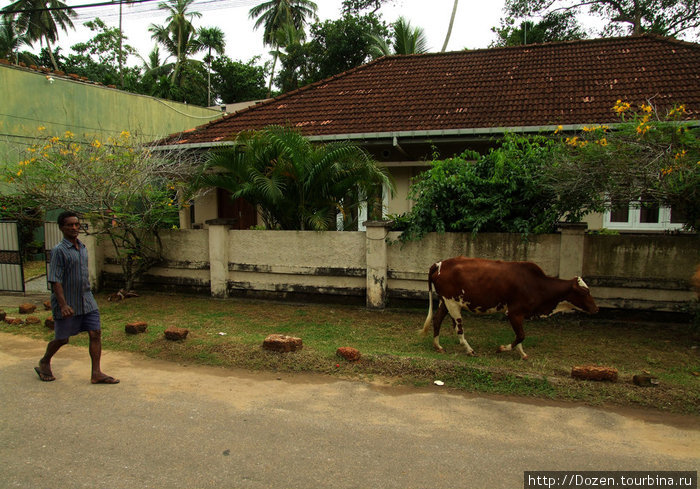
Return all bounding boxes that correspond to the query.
[3,292,698,414]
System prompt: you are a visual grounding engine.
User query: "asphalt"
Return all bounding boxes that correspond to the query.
[0,291,699,489]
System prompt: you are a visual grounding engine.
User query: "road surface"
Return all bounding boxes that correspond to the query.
[0,330,698,489]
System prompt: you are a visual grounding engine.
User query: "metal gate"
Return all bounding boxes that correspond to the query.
[44,221,62,291]
[0,220,24,292]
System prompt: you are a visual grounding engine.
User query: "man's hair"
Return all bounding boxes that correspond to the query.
[57,211,79,227]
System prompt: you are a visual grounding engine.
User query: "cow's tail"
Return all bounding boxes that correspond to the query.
[421,263,437,336]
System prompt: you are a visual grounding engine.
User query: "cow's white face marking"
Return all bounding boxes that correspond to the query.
[577,277,589,289]
[436,261,443,275]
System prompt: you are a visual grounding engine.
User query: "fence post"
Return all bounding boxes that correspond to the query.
[557,222,588,279]
[365,220,393,309]
[207,219,235,298]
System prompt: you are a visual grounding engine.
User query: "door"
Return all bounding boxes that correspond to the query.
[217,189,257,229]
[0,220,24,292]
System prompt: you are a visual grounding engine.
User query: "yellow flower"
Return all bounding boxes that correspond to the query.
[597,138,608,146]
[64,130,74,139]
[636,123,650,135]
[120,130,131,139]
[613,100,631,114]
[16,169,22,177]
[554,125,563,134]
[640,103,653,113]
[582,126,595,132]
[50,136,60,144]
[37,126,46,131]
[674,150,687,160]
[668,105,687,118]
[92,140,102,149]
[565,136,580,147]
[27,147,36,153]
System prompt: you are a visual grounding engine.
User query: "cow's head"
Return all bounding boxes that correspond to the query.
[568,277,599,314]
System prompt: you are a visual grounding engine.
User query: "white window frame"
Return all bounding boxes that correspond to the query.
[603,201,684,231]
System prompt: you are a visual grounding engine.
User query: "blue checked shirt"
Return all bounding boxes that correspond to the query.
[48,238,99,319]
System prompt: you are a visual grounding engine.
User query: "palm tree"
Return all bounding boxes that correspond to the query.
[369,17,429,58]
[0,18,33,64]
[265,22,300,97]
[248,0,317,94]
[196,26,225,106]
[199,126,393,231]
[150,0,202,84]
[1,0,76,70]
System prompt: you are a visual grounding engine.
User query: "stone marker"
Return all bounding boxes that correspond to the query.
[4,316,24,325]
[44,300,51,310]
[25,316,40,325]
[125,321,148,335]
[262,334,303,353]
[45,318,55,330]
[164,326,189,341]
[336,347,361,362]
[633,374,659,387]
[19,303,37,314]
[571,365,618,382]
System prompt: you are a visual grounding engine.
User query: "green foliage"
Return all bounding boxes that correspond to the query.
[211,56,268,103]
[491,12,587,47]
[3,129,200,290]
[503,0,700,38]
[276,13,387,93]
[547,102,700,230]
[198,125,393,230]
[61,18,141,89]
[1,0,77,69]
[396,134,563,241]
[369,16,428,58]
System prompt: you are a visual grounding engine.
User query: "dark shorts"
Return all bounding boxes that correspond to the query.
[54,311,101,340]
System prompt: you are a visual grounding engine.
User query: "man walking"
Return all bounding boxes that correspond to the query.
[34,211,119,384]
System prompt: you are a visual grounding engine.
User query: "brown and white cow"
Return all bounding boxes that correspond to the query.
[421,257,599,359]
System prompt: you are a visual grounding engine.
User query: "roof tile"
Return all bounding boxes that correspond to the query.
[159,35,700,146]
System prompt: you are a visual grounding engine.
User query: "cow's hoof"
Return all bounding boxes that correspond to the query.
[467,351,477,357]
[496,345,507,353]
[521,355,529,361]
[435,347,445,354]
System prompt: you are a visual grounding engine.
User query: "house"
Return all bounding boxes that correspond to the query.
[156,34,700,232]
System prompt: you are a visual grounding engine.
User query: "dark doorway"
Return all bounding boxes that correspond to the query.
[217,189,257,230]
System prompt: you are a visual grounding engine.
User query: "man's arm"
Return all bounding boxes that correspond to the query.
[52,282,74,319]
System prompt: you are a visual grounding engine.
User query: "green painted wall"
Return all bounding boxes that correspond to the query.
[0,63,222,167]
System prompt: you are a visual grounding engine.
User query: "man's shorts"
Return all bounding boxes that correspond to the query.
[54,310,101,340]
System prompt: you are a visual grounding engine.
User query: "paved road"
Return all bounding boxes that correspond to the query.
[1,328,699,489]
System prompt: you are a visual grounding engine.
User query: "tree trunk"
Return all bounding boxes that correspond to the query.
[267,50,278,98]
[441,0,459,52]
[45,37,58,71]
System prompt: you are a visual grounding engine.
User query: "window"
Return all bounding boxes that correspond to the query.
[603,200,684,231]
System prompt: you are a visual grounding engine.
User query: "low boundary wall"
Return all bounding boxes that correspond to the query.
[96,222,699,312]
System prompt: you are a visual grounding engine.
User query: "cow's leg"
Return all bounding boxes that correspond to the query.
[444,299,475,356]
[497,314,528,360]
[431,301,448,353]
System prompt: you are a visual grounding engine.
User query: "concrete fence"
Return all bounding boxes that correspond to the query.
[92,221,699,312]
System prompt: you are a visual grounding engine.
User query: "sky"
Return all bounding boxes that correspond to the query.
[26,0,508,66]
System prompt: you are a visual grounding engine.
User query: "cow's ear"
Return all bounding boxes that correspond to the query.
[576,277,589,290]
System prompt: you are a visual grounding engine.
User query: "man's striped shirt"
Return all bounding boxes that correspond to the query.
[48,238,98,319]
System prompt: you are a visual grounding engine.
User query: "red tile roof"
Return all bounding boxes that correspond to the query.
[159,35,700,147]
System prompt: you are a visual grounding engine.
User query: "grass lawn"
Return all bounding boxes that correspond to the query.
[4,292,699,415]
